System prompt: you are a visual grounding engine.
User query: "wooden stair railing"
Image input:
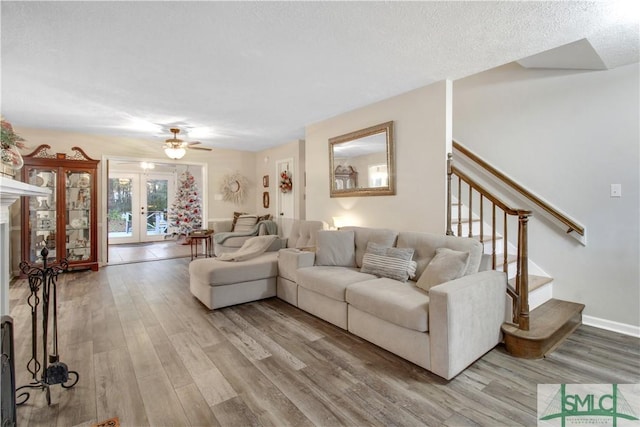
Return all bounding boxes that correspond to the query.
[447,153,532,330]
[453,141,585,237]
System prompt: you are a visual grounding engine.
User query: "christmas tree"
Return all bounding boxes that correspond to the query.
[168,170,202,238]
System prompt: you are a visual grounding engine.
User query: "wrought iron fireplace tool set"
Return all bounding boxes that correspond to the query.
[16,247,79,406]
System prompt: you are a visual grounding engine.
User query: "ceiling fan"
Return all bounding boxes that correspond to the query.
[163,127,212,159]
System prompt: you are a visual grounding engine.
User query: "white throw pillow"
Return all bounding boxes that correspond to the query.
[416,247,470,292]
[315,230,356,267]
[234,215,258,232]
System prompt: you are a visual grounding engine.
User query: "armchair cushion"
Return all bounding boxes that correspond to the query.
[234,214,258,232]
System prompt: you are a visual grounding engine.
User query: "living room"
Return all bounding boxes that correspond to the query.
[1,2,639,426]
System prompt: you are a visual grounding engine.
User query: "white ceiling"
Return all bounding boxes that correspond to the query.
[1,1,638,152]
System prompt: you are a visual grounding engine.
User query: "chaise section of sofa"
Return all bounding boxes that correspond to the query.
[189,251,280,310]
[190,220,325,310]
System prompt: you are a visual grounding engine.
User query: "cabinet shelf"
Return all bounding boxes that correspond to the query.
[21,145,99,272]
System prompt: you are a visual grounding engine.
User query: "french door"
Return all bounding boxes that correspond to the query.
[108,172,175,244]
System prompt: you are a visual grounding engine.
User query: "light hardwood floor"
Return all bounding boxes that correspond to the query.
[8,258,640,427]
[107,240,192,265]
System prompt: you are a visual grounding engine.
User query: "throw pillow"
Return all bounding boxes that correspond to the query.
[257,213,272,222]
[234,215,258,232]
[231,211,247,231]
[361,242,416,282]
[315,230,356,267]
[416,247,470,292]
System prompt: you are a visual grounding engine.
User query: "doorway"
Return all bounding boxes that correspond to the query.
[276,158,295,237]
[107,171,175,244]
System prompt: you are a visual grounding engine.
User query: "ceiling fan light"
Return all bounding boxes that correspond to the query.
[164,146,186,160]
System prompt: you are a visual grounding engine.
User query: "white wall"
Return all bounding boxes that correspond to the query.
[454,62,640,330]
[305,81,451,232]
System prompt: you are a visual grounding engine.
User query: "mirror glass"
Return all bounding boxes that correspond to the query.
[329,121,395,197]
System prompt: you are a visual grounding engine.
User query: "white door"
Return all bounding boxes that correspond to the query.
[108,172,175,244]
[276,158,295,237]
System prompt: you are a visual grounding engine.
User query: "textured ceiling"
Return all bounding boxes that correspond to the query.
[1,1,638,152]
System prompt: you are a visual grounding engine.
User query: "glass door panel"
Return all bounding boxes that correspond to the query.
[66,171,92,262]
[108,172,174,244]
[26,168,57,264]
[108,174,137,244]
[142,175,171,242]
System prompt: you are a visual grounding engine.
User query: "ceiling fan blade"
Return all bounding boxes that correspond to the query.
[189,146,212,151]
[186,141,202,146]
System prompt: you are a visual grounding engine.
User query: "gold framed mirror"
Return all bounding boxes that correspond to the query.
[329,121,395,197]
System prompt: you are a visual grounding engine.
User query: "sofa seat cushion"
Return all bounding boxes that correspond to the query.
[189,252,278,286]
[296,266,376,301]
[346,278,430,332]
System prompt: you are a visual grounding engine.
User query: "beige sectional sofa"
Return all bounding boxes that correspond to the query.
[190,220,506,380]
[276,226,506,380]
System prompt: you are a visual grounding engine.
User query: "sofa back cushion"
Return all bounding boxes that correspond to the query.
[287,220,325,249]
[396,231,483,279]
[315,230,356,267]
[341,226,398,268]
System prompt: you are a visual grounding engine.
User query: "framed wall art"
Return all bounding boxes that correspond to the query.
[263,191,270,208]
[263,175,269,188]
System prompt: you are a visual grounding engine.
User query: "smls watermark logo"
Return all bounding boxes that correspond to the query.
[538,384,640,427]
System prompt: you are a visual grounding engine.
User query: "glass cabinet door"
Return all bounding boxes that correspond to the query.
[65,170,92,262]
[26,167,57,264]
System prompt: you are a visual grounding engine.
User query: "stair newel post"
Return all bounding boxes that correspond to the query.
[517,211,531,331]
[446,153,453,236]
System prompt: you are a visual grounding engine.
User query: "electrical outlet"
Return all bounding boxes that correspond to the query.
[610,184,622,198]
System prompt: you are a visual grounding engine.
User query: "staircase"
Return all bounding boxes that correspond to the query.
[448,142,585,359]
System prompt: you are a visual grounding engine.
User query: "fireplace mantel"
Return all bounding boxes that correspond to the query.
[1,176,51,315]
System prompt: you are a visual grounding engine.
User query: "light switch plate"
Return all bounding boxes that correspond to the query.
[610,184,622,198]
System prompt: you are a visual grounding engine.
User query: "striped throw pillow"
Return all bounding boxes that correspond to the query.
[234,215,258,232]
[231,211,247,231]
[361,242,416,282]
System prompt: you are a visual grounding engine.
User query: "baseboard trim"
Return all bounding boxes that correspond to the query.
[583,315,640,338]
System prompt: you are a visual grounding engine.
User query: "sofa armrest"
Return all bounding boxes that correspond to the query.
[278,248,316,283]
[428,270,506,380]
[212,220,233,233]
